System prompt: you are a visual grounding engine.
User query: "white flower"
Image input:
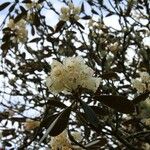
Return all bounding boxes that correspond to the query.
[139,71,150,83]
[60,2,81,21]
[72,132,82,142]
[132,79,147,93]
[46,56,101,94]
[50,130,82,150]
[7,19,28,43]
[132,71,150,94]
[61,7,69,14]
[50,130,72,150]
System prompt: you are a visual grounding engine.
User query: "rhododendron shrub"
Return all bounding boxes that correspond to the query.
[0,0,150,149]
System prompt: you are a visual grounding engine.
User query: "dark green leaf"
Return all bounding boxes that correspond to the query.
[3,141,12,147]
[10,117,26,122]
[20,5,26,12]
[22,0,32,3]
[39,107,71,144]
[14,10,27,22]
[9,3,16,13]
[90,106,109,116]
[2,129,15,137]
[0,71,8,76]
[85,138,107,148]
[55,20,66,33]
[132,91,150,104]
[105,12,114,17]
[46,98,67,108]
[38,0,45,3]
[96,95,135,114]
[33,13,40,27]
[49,107,71,136]
[29,38,41,43]
[75,21,84,29]
[91,9,99,15]
[0,112,9,120]
[1,42,9,57]
[81,15,91,20]
[81,101,99,127]
[81,2,84,13]
[0,2,11,11]
[136,5,144,10]
[31,25,35,35]
[102,72,119,80]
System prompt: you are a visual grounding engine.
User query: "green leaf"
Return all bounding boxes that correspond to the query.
[91,9,99,15]
[0,2,11,11]
[96,95,135,114]
[39,107,71,144]
[9,3,16,13]
[38,0,45,3]
[81,2,84,13]
[81,101,99,127]
[2,129,15,137]
[29,38,41,43]
[46,98,67,108]
[90,106,109,116]
[55,20,66,33]
[102,72,119,80]
[85,138,107,148]
[14,10,27,23]
[20,5,26,12]
[75,21,85,29]
[105,12,114,17]
[3,141,12,147]
[33,13,40,27]
[22,0,32,3]
[132,91,150,104]
[41,114,59,129]
[1,42,9,57]
[81,15,91,20]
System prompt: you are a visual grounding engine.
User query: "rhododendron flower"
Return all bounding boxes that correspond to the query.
[50,130,82,150]
[46,56,101,94]
[60,2,81,21]
[50,130,72,150]
[132,71,150,93]
[7,19,28,43]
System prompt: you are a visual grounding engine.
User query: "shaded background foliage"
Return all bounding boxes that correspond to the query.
[0,0,150,149]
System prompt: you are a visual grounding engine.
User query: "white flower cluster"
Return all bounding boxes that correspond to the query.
[132,71,150,93]
[46,56,101,94]
[50,130,82,150]
[60,2,81,21]
[7,19,28,43]
[107,42,122,53]
[88,19,107,37]
[140,98,150,118]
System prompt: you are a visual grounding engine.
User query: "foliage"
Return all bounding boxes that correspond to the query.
[0,0,150,149]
